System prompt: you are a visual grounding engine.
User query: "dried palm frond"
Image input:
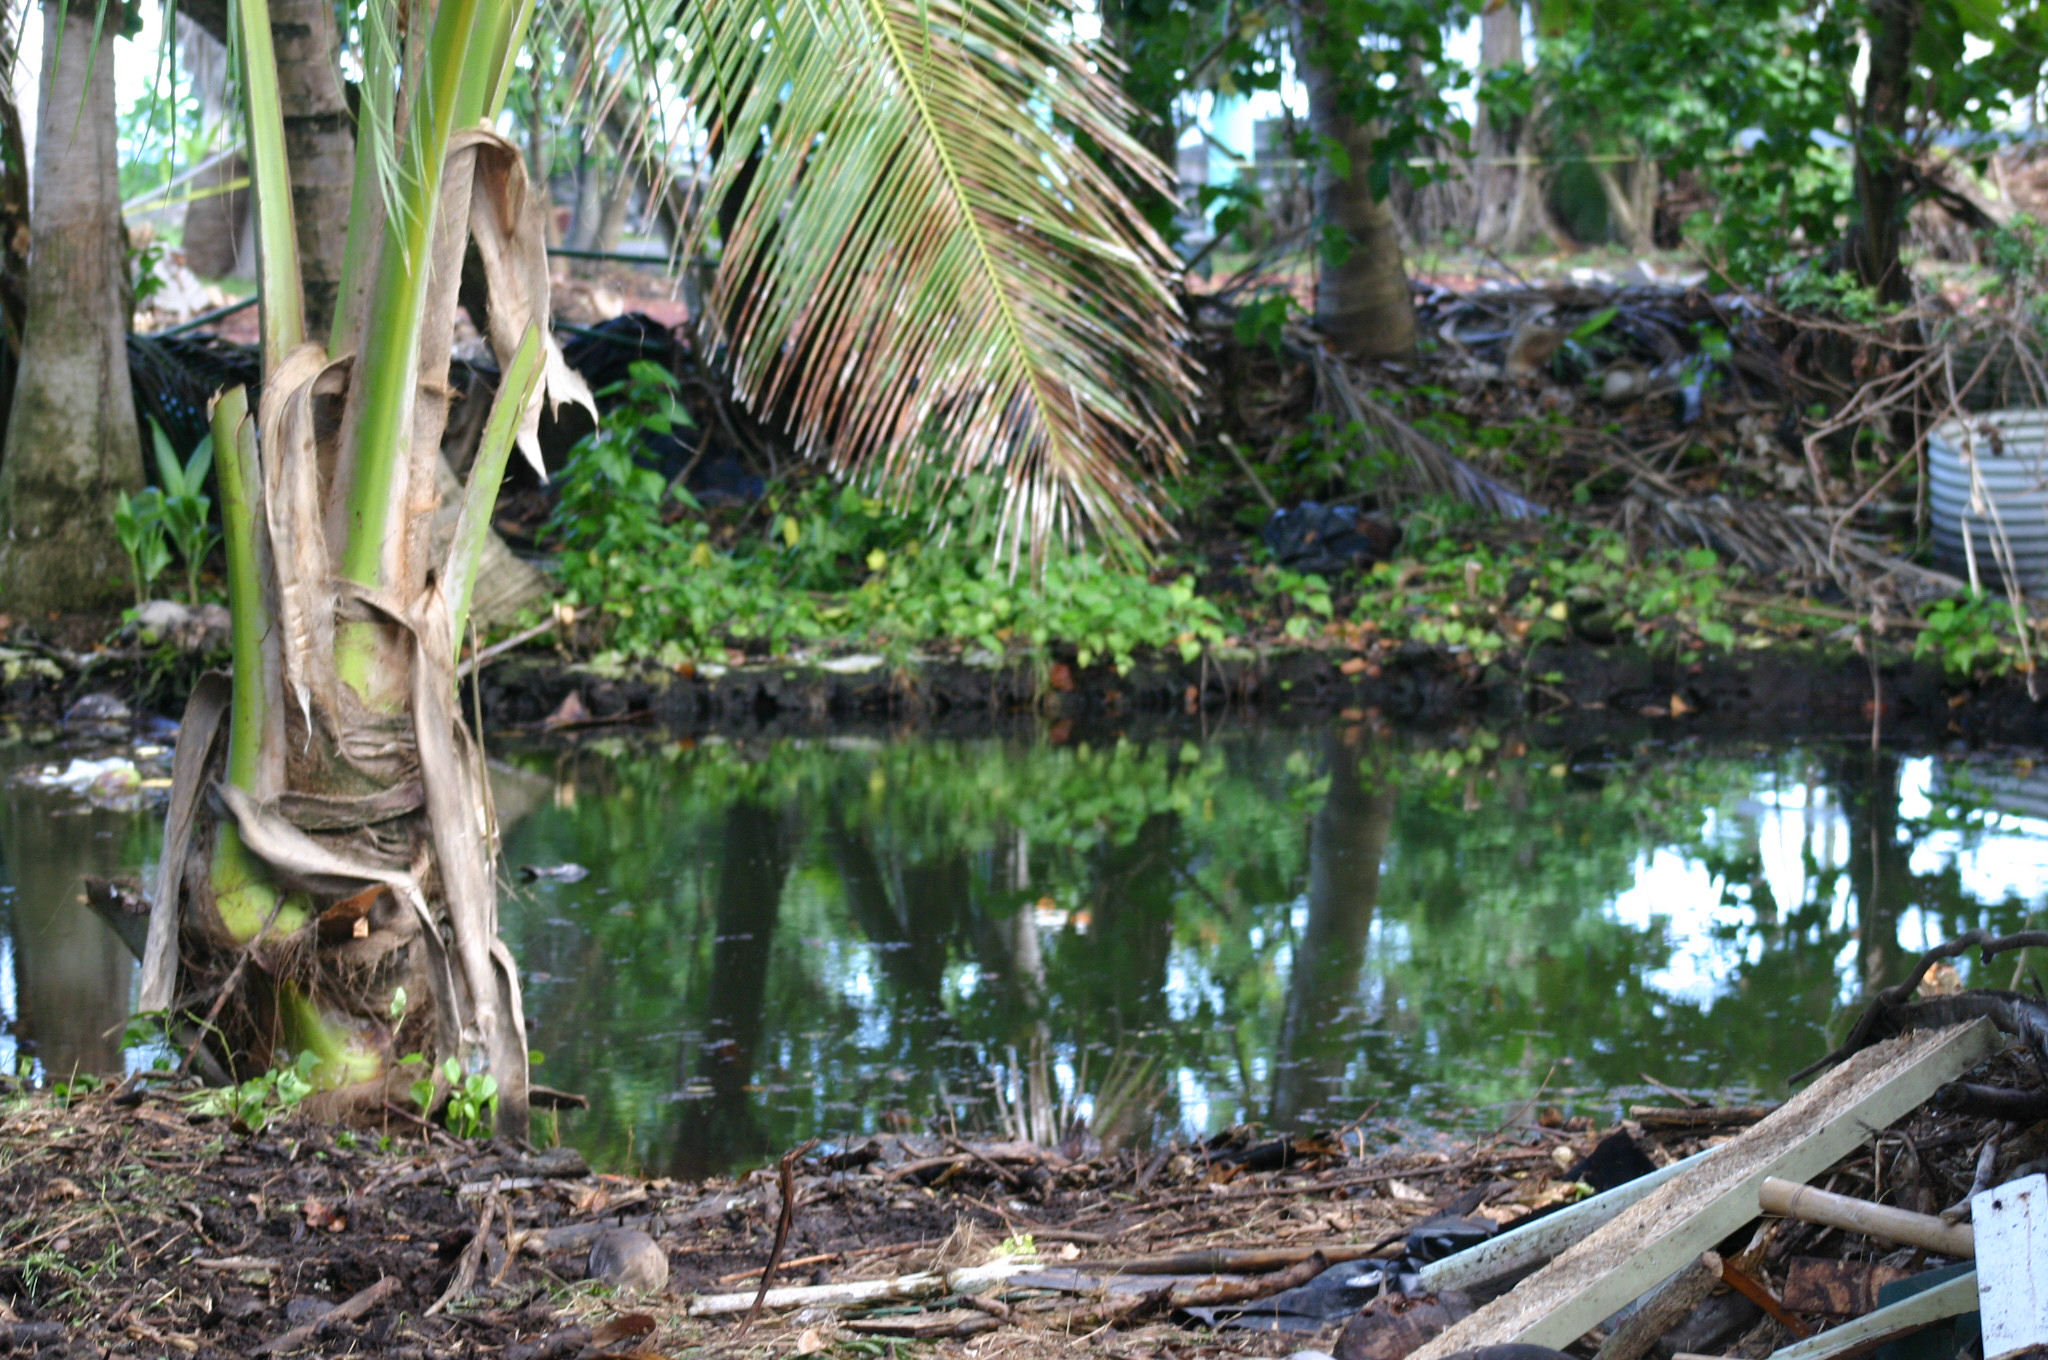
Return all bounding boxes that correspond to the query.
[679,0,1199,560]
[1623,492,1963,610]
[1293,328,1549,520]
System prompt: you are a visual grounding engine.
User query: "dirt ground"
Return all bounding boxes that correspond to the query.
[0,1048,2017,1360]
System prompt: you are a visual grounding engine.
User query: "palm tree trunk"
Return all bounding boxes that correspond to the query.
[1295,5,1417,360]
[272,0,354,340]
[0,0,141,611]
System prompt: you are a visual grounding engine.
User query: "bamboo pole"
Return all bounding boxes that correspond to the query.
[1759,1178,1976,1257]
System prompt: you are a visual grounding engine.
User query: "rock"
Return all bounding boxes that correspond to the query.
[63,692,130,732]
[284,1297,337,1326]
[588,1228,669,1294]
[133,599,232,652]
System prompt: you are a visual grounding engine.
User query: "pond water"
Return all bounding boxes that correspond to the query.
[5,725,2048,1177]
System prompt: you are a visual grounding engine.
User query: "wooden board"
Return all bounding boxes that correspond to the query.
[1416,1144,1722,1295]
[1408,1021,2001,1359]
[1973,1173,2048,1360]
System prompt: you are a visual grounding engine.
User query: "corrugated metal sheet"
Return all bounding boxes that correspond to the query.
[1928,411,2048,591]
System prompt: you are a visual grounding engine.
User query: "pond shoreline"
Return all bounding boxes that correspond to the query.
[470,640,2047,747]
[7,625,2047,746]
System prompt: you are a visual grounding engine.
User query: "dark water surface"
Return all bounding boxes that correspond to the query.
[6,726,2048,1176]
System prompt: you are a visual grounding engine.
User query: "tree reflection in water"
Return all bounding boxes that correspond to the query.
[2,729,2044,1175]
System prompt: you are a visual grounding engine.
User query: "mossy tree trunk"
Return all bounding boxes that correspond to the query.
[0,0,141,612]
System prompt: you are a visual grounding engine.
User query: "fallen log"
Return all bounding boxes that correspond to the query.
[1589,1252,1722,1360]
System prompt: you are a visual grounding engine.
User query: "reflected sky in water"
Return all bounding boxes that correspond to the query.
[5,730,2048,1175]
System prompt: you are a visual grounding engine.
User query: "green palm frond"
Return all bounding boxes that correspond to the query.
[682,0,1198,556]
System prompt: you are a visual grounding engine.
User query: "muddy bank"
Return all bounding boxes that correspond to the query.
[6,620,2048,746]
[469,642,2038,746]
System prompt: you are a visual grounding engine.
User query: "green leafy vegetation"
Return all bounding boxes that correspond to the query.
[184,1051,319,1133]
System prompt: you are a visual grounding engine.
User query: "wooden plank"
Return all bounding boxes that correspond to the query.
[1408,1021,2001,1359]
[1416,1145,1723,1296]
[1766,1270,1978,1360]
[1973,1173,2048,1360]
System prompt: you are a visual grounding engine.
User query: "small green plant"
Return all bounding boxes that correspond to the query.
[1916,592,2019,679]
[1232,289,1300,353]
[443,1058,500,1140]
[184,1050,318,1132]
[1775,267,1888,324]
[149,420,219,605]
[114,485,172,606]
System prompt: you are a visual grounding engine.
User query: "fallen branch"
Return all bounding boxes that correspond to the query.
[685,1259,1031,1317]
[427,1195,498,1316]
[254,1277,397,1355]
[1091,1239,1401,1275]
[1063,1249,1330,1331]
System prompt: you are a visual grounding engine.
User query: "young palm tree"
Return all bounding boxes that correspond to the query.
[139,0,1194,1133]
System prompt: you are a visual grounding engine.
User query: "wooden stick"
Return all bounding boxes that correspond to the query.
[686,1259,1031,1316]
[1092,1239,1402,1275]
[1629,1105,1778,1130]
[1717,1258,1810,1338]
[254,1277,397,1355]
[1591,1252,1723,1360]
[1759,1177,1976,1258]
[716,1252,836,1285]
[743,1138,820,1329]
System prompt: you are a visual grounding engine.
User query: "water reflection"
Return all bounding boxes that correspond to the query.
[492,732,2048,1175]
[0,771,152,1078]
[4,728,2048,1175]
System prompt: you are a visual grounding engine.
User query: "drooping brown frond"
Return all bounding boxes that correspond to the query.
[682,0,1199,558]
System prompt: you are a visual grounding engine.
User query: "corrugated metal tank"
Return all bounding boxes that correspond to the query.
[1929,410,2048,592]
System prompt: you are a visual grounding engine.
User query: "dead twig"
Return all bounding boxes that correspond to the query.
[254,1276,397,1354]
[743,1138,820,1329]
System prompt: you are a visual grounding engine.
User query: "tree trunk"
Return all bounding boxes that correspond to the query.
[1472,0,1529,252]
[1271,738,1394,1127]
[1296,5,1417,360]
[0,0,141,612]
[1587,138,1654,254]
[568,138,607,251]
[594,166,637,254]
[271,0,354,340]
[0,0,32,471]
[1848,0,1920,305]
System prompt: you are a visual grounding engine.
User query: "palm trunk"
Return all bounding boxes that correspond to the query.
[272,0,355,340]
[0,0,141,611]
[1296,4,1417,360]
[142,0,590,1140]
